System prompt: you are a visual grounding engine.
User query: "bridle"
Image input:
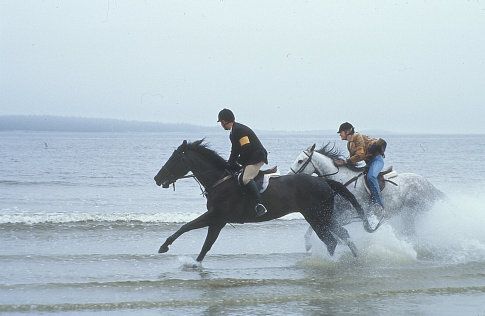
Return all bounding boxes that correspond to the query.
[290,149,317,175]
[290,149,340,177]
[161,149,232,197]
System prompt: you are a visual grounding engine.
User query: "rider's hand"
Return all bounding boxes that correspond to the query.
[334,159,347,166]
[225,162,241,172]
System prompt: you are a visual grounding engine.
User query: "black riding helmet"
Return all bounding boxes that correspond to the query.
[217,108,235,122]
[338,122,354,134]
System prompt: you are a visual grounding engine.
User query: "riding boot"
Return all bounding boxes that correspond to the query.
[244,179,267,217]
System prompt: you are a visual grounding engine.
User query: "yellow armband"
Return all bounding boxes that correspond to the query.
[239,136,250,146]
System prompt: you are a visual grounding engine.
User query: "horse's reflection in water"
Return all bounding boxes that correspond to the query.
[154,140,377,262]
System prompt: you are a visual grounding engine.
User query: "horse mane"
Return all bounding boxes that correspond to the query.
[315,142,346,160]
[315,142,364,170]
[186,139,227,169]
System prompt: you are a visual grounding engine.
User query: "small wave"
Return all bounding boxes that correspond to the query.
[0,211,304,226]
[0,179,77,187]
[0,277,289,291]
[1,285,485,313]
[0,295,308,313]
[0,211,204,225]
[0,179,137,188]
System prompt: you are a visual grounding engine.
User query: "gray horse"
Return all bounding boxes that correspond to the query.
[289,143,445,250]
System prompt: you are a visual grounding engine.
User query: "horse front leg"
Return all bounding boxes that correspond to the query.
[158,212,212,253]
[196,223,226,262]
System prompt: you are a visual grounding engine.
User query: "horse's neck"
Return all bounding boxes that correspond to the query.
[188,154,226,189]
[313,154,361,183]
[333,167,363,183]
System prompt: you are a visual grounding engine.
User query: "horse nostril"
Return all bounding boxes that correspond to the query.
[154,176,162,186]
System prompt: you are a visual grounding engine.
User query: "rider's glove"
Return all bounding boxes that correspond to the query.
[225,162,241,172]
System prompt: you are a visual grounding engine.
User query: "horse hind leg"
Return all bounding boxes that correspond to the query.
[303,213,338,256]
[304,217,358,257]
[329,224,358,257]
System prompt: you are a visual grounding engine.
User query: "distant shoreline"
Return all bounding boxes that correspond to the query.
[0,115,482,135]
[0,115,338,134]
[0,115,219,133]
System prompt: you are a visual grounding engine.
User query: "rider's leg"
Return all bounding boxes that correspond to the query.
[242,162,267,216]
[367,155,384,207]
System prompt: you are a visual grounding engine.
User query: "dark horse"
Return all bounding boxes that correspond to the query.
[154,140,376,262]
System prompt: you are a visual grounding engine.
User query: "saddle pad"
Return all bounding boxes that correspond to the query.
[383,171,398,180]
[238,171,280,193]
[260,172,280,193]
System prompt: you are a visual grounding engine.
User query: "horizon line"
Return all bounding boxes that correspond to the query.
[0,114,483,135]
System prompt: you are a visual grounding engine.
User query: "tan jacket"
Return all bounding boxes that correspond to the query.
[346,133,377,164]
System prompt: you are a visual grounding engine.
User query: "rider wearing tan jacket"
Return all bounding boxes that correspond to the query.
[335,122,386,209]
[346,133,378,165]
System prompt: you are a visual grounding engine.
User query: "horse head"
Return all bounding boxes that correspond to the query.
[288,144,318,175]
[154,139,227,189]
[154,140,191,188]
[289,142,343,177]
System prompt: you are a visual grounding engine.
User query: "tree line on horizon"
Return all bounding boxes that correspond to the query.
[0,115,216,133]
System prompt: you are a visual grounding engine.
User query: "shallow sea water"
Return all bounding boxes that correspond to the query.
[1,131,485,315]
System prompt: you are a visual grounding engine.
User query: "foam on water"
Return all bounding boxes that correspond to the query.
[177,256,202,270]
[303,223,417,267]
[0,211,206,225]
[0,210,304,225]
[359,225,418,264]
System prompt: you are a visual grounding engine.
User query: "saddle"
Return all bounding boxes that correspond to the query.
[237,166,280,193]
[364,167,397,192]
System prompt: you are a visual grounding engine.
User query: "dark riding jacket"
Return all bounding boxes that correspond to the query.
[228,122,268,166]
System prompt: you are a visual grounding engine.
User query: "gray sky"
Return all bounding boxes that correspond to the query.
[1,1,484,133]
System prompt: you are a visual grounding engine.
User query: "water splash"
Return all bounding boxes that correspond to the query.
[413,193,485,263]
[178,256,202,270]
[304,190,485,266]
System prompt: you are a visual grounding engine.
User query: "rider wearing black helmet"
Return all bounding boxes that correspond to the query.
[335,122,386,210]
[218,108,268,217]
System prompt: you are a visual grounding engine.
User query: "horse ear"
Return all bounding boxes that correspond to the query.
[310,143,316,152]
[182,140,187,146]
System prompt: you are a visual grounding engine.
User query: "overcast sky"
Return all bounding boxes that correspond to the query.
[1,1,484,133]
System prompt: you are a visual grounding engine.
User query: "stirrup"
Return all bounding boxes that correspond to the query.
[255,203,267,217]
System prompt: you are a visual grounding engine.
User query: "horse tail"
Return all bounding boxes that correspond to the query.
[325,179,380,233]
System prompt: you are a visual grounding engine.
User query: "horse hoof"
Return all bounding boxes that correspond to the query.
[347,241,358,258]
[327,243,337,256]
[158,245,169,253]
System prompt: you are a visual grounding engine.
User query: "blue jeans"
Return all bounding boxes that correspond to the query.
[367,155,384,207]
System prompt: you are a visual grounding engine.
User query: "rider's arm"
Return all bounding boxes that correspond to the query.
[347,134,366,164]
[228,133,239,164]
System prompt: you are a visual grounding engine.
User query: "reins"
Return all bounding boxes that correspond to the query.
[291,149,340,177]
[164,148,234,197]
[173,174,207,197]
[290,149,315,174]
[171,171,233,198]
